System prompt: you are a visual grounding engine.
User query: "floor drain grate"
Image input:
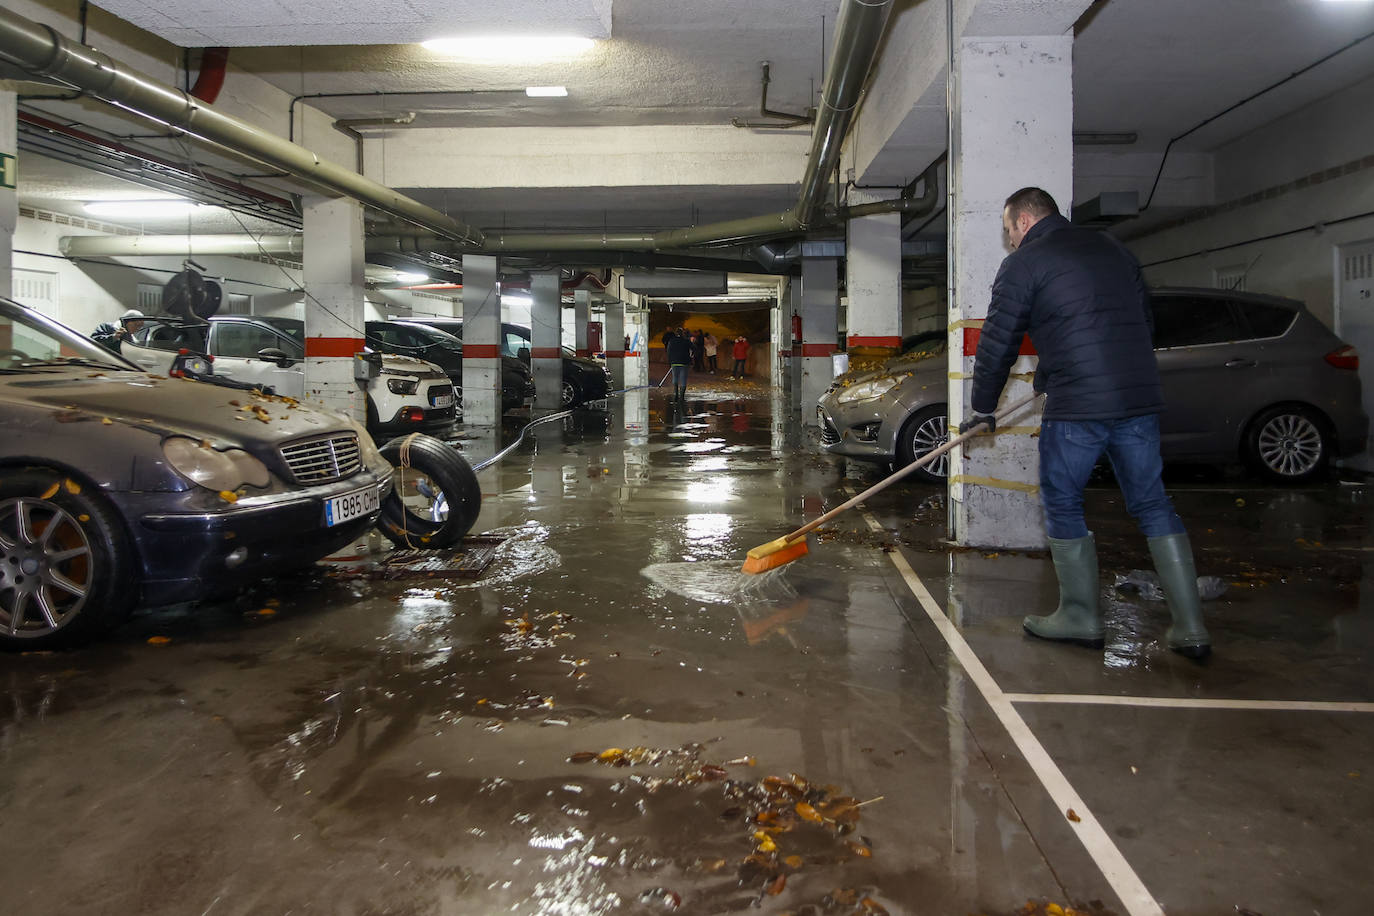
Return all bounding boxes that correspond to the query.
[381,536,508,580]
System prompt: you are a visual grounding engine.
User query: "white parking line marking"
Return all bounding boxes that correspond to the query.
[1007,694,1374,713]
[849,498,1165,916]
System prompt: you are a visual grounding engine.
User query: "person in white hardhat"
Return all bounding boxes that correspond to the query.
[118,309,146,336]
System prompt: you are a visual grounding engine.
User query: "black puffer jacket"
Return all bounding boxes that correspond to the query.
[971,212,1162,421]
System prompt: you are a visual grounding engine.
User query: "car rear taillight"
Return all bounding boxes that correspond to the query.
[400,407,427,423]
[1325,346,1359,370]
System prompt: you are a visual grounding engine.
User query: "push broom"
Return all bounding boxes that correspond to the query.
[741,391,1041,574]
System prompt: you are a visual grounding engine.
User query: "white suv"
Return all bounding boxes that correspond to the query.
[121,315,457,438]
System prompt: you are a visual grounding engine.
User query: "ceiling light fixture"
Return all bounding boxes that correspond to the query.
[421,36,595,61]
[525,86,569,97]
[83,199,199,218]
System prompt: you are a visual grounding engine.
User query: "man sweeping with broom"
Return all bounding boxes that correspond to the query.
[965,187,1210,659]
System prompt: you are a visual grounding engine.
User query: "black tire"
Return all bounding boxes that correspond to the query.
[377,434,482,548]
[895,405,951,484]
[0,468,137,649]
[1243,404,1330,483]
[561,378,582,408]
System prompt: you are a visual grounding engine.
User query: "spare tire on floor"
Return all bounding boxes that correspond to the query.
[377,434,482,548]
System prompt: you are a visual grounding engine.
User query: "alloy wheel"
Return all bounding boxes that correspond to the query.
[1256,413,1323,478]
[911,414,951,477]
[0,497,92,638]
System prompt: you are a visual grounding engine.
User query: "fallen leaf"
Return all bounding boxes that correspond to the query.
[700,764,728,781]
[147,636,172,645]
[753,831,777,853]
[847,841,872,858]
[859,897,890,915]
[783,855,804,869]
[795,801,824,823]
[219,490,239,503]
[101,417,113,425]
[764,873,786,896]
[567,752,597,764]
[78,514,89,522]
[1066,809,1081,823]
[41,482,60,499]
[256,608,276,616]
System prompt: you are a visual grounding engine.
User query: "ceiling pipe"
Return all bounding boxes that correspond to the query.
[0,6,483,245]
[61,233,305,258]
[189,47,229,104]
[731,61,813,129]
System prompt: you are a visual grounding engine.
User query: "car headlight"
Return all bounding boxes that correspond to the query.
[162,436,271,491]
[835,377,900,405]
[387,378,418,395]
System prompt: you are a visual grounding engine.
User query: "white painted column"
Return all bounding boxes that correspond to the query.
[845,202,903,366]
[788,279,803,407]
[603,299,625,389]
[461,254,502,426]
[530,269,562,411]
[948,35,1073,550]
[301,195,366,420]
[573,289,590,358]
[0,90,16,299]
[799,256,839,426]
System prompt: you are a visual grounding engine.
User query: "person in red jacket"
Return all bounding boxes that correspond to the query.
[730,336,750,378]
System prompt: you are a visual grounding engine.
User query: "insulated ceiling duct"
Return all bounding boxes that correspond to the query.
[623,269,727,297]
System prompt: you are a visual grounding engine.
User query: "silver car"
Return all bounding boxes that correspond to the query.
[817,288,1368,483]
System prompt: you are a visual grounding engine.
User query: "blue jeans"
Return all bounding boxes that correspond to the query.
[1039,414,1185,540]
[670,364,689,389]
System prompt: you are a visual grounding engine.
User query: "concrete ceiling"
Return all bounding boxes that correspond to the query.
[11,0,1374,252]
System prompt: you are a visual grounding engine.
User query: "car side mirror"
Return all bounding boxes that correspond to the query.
[518,346,531,363]
[257,347,297,368]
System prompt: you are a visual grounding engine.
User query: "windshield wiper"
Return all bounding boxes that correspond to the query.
[13,357,132,371]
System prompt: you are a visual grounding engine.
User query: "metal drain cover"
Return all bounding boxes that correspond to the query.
[382,536,507,579]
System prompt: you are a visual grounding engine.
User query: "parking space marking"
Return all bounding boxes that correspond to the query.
[1007,694,1374,713]
[849,498,1165,916]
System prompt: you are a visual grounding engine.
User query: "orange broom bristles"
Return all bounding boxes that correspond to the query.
[740,536,810,574]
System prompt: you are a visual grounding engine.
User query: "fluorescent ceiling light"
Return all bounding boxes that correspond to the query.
[84,199,199,218]
[526,86,569,97]
[394,272,430,284]
[421,36,595,61]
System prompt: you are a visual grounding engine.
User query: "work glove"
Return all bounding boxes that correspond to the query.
[961,411,997,435]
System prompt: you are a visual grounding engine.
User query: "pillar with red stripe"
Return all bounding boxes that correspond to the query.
[799,254,840,425]
[302,195,365,421]
[603,300,625,390]
[462,254,502,426]
[530,270,563,411]
[845,194,903,365]
[573,288,590,359]
[947,31,1067,550]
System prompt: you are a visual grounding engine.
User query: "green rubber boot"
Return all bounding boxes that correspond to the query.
[1147,532,1212,659]
[1023,535,1105,648]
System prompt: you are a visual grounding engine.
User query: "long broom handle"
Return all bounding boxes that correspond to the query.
[778,391,1042,545]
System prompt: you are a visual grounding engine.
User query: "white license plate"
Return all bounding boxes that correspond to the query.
[324,485,380,527]
[431,394,454,408]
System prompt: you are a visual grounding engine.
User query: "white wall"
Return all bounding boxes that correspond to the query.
[1128,74,1374,329]
[13,216,303,334]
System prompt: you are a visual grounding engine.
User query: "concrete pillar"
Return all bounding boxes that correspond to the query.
[770,298,786,391]
[603,300,625,389]
[301,195,366,420]
[948,35,1073,549]
[461,254,501,426]
[573,289,590,358]
[0,90,14,299]
[799,256,839,426]
[530,269,562,411]
[788,280,803,408]
[845,202,903,372]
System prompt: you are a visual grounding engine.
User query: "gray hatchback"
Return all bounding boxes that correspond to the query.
[817,288,1368,483]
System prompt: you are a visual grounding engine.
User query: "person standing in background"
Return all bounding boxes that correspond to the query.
[731,336,750,378]
[703,332,718,374]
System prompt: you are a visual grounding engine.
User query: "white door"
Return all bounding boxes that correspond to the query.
[1336,239,1374,470]
[208,321,306,398]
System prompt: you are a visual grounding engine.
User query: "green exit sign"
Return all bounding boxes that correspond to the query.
[0,153,15,189]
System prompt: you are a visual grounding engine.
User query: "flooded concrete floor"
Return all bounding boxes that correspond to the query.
[2,377,1372,916]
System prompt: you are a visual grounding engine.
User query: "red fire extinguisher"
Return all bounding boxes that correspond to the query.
[791,313,802,343]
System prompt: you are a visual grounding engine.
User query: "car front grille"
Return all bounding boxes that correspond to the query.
[280,432,362,484]
[818,408,840,445]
